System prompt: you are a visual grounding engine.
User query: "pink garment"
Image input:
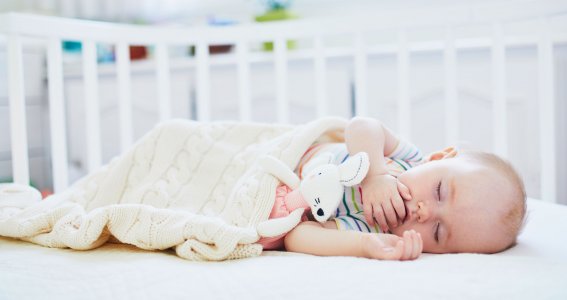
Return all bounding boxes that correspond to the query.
[257,185,309,250]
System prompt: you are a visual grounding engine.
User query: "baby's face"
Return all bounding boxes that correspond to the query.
[391,156,512,254]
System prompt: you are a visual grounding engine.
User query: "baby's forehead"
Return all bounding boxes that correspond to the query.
[451,159,507,186]
[450,167,512,211]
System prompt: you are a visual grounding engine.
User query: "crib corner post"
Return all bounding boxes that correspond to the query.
[538,17,557,203]
[7,34,30,186]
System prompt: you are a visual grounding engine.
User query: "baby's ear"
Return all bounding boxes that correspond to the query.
[427,146,457,162]
[338,152,369,186]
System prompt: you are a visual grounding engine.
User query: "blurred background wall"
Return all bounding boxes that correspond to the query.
[0,0,523,24]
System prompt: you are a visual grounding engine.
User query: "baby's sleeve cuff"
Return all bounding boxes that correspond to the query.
[388,139,424,163]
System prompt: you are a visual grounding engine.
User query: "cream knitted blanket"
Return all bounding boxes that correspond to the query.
[0,117,346,261]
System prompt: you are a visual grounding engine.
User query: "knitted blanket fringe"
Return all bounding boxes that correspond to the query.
[0,117,346,261]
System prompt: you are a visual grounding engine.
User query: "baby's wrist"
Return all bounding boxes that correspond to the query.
[363,172,393,184]
[359,233,376,258]
[367,163,389,177]
[366,171,391,178]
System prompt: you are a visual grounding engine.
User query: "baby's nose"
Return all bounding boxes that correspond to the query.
[417,201,430,222]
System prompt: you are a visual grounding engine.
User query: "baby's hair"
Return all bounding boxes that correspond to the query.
[459,150,527,251]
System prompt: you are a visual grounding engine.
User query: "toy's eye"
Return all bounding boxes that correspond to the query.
[318,172,322,175]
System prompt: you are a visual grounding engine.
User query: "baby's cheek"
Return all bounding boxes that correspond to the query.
[421,239,437,253]
[390,222,410,236]
[414,228,441,253]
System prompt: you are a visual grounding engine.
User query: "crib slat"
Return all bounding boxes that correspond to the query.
[7,35,30,186]
[274,38,288,123]
[236,40,251,121]
[195,42,210,121]
[116,42,133,152]
[492,23,508,157]
[538,19,556,203]
[47,38,69,192]
[156,44,171,121]
[354,32,368,117]
[444,27,459,144]
[82,40,102,171]
[397,30,411,139]
[314,36,327,117]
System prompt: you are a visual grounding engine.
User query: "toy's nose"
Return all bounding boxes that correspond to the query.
[317,208,324,216]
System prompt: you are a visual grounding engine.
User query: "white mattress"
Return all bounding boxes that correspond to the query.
[1,198,566,299]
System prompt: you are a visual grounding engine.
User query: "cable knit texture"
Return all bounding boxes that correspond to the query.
[0,117,346,261]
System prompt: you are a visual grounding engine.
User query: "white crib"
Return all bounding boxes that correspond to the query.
[1,0,567,204]
[2,2,567,299]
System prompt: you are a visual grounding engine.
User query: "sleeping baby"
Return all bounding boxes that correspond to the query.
[278,117,527,260]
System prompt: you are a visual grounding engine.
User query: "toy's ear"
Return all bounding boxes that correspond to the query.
[338,152,370,187]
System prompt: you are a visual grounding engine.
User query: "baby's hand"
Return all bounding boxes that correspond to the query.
[362,230,423,261]
[361,174,411,232]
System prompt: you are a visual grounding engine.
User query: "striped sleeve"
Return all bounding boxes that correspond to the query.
[384,139,423,177]
[388,139,423,166]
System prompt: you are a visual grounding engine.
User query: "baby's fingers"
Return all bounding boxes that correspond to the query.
[382,201,399,228]
[363,202,374,226]
[397,180,412,201]
[412,232,423,259]
[400,230,421,260]
[401,230,414,260]
[391,193,406,224]
[372,205,389,233]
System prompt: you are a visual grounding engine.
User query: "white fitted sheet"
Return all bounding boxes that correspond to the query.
[0,199,565,299]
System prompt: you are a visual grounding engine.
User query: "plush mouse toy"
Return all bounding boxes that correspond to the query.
[257,151,370,239]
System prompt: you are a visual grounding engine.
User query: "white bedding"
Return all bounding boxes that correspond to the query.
[0,198,565,299]
[0,118,346,261]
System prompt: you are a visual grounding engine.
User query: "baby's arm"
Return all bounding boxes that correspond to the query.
[284,221,422,260]
[345,116,399,174]
[345,117,412,232]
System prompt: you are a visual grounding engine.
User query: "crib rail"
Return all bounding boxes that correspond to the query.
[1,0,566,201]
